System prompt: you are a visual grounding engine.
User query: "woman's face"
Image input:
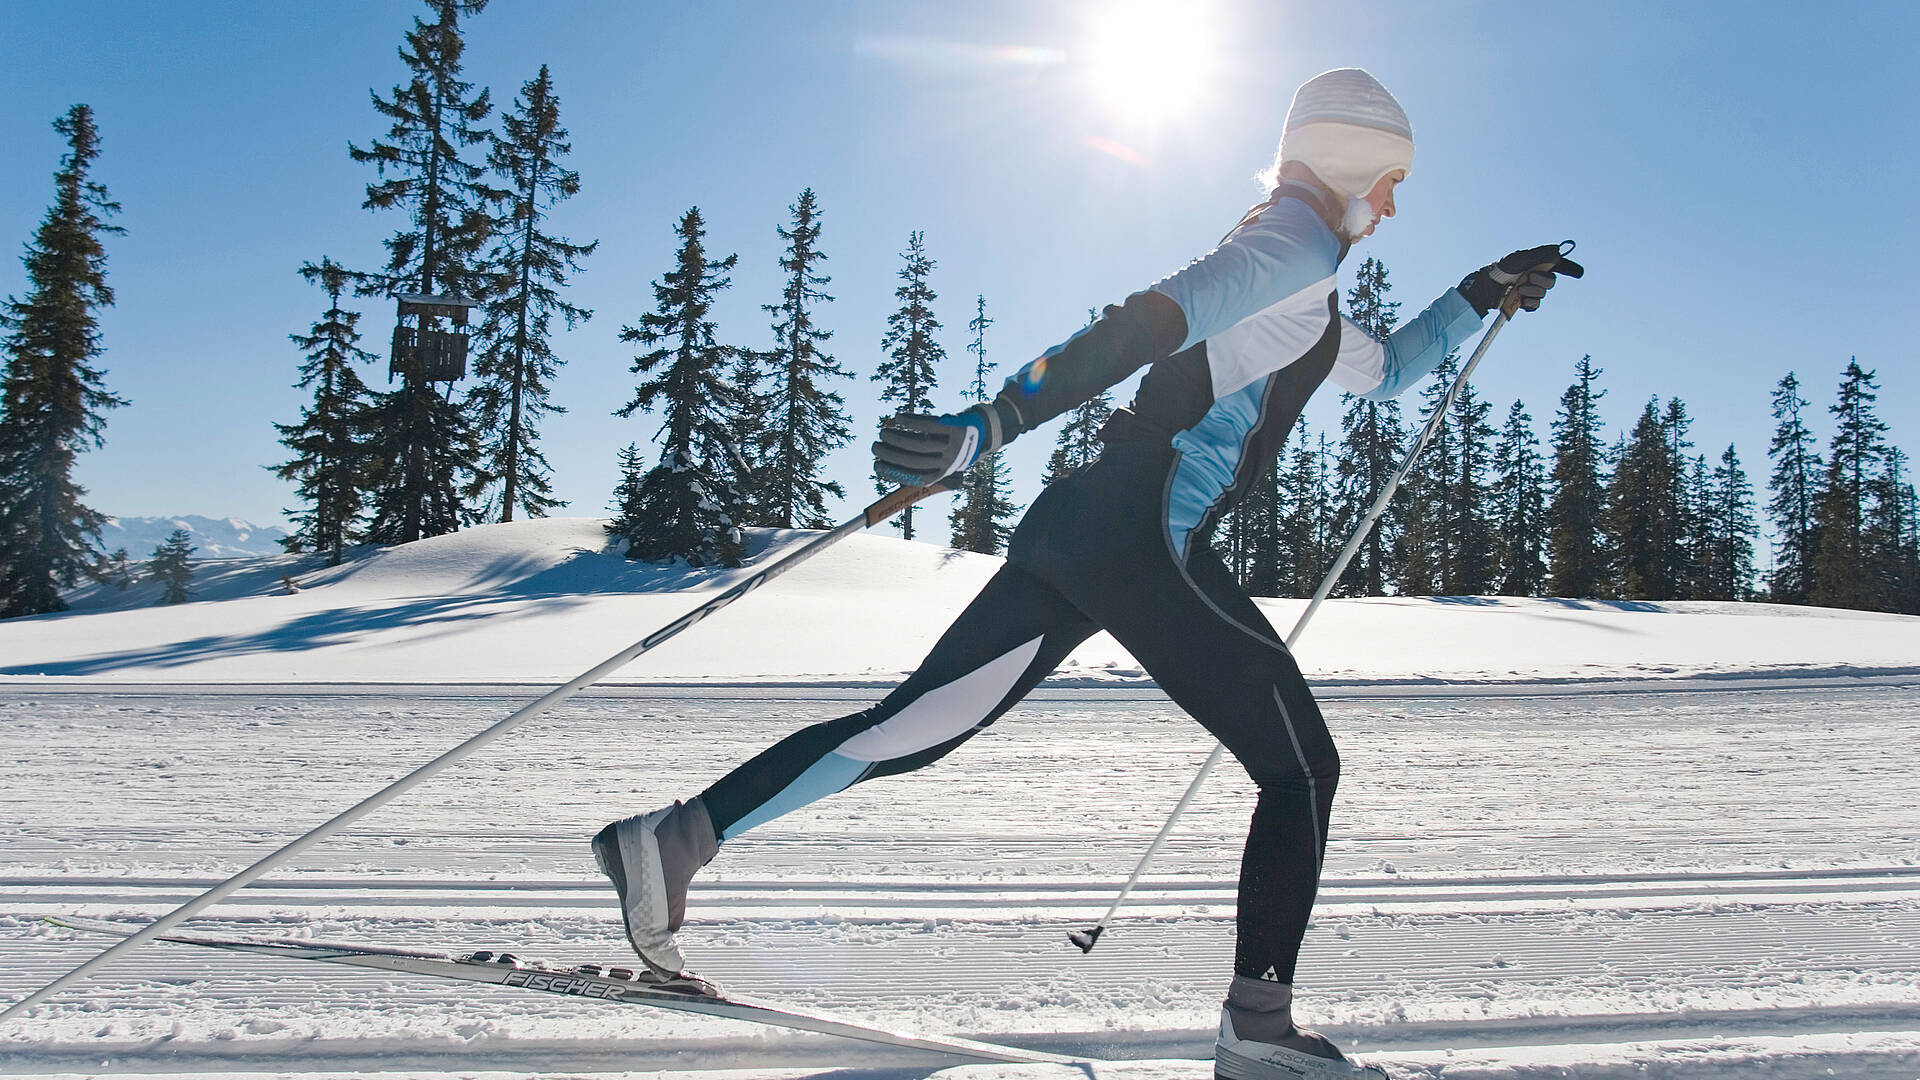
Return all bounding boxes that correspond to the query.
[1356,170,1406,239]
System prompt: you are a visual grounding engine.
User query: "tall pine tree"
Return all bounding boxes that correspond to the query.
[1547,356,1609,597]
[1331,256,1406,596]
[872,231,944,539]
[1864,448,1919,613]
[1393,353,1459,595]
[467,65,595,523]
[351,0,497,543]
[950,295,1019,554]
[754,189,850,530]
[1700,444,1756,601]
[1607,398,1685,599]
[609,208,746,567]
[1443,370,1498,594]
[1808,360,1889,609]
[273,257,379,565]
[1490,400,1548,596]
[1678,451,1714,599]
[1662,399,1706,598]
[0,105,124,617]
[1765,372,1822,602]
[1275,426,1334,596]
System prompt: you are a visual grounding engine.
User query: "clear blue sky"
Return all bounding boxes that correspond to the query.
[5,1,1915,567]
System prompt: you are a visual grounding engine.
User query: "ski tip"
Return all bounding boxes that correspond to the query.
[1067,925,1102,953]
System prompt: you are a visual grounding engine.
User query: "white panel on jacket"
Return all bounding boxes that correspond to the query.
[1202,278,1338,400]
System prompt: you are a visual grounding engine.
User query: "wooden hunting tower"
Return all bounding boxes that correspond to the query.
[390,292,477,383]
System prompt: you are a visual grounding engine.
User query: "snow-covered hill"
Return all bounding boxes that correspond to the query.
[8,517,1919,684]
[98,514,291,560]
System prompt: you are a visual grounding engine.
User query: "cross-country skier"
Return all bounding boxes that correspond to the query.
[595,68,1579,1079]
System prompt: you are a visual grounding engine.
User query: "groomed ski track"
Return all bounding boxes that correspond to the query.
[4,676,1919,1077]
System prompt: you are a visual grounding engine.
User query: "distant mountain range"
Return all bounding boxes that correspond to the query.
[100,516,291,560]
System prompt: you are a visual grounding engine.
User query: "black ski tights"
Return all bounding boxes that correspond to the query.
[701,444,1340,983]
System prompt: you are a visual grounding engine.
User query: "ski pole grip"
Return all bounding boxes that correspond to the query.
[863,479,959,528]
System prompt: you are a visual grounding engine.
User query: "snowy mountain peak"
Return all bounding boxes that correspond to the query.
[99,515,291,560]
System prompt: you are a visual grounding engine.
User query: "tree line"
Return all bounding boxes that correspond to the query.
[1,1,1914,617]
[1210,260,1918,613]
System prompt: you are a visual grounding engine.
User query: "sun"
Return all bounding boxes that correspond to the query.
[1079,1,1215,127]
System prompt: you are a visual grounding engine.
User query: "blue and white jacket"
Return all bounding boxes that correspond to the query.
[987,181,1485,560]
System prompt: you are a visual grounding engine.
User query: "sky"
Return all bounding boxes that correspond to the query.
[4,1,1916,567]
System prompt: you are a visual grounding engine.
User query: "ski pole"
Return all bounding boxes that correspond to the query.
[2,480,955,1023]
[1070,246,1575,953]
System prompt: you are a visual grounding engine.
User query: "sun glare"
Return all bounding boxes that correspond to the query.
[1080,1,1214,127]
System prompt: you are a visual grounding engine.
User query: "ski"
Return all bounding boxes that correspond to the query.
[48,916,1083,1066]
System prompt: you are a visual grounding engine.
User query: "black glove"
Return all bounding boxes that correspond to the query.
[873,403,1004,488]
[1458,243,1585,316]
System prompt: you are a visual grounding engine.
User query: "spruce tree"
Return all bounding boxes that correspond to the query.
[1607,398,1684,599]
[1220,459,1282,594]
[273,257,379,566]
[609,208,746,567]
[1547,356,1609,597]
[1443,370,1498,594]
[360,379,476,544]
[755,189,850,529]
[950,295,1019,554]
[351,0,499,543]
[1491,400,1548,596]
[1661,399,1705,598]
[0,105,125,618]
[1701,444,1756,601]
[352,0,498,302]
[1809,360,1889,609]
[872,231,944,539]
[1765,372,1822,602]
[1679,451,1714,599]
[1275,426,1332,596]
[607,441,644,521]
[726,345,770,520]
[148,528,194,605]
[103,548,132,591]
[1393,353,1458,595]
[1331,256,1406,596]
[1864,448,1919,613]
[467,65,595,523]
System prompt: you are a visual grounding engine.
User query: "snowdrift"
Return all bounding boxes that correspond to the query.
[4,517,1917,684]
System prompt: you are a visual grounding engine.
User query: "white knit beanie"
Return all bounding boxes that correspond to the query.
[1276,68,1414,200]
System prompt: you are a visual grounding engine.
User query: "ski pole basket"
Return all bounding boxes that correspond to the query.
[390,292,477,382]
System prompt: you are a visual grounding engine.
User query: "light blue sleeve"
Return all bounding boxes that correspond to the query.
[1148,198,1342,354]
[1351,288,1486,401]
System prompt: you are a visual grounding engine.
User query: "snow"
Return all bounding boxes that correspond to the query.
[10,518,1920,686]
[3,520,1919,1078]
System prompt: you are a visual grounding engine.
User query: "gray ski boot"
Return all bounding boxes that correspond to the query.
[591,797,718,977]
[1213,976,1389,1079]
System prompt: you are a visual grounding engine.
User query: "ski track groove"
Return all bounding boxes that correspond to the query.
[4,681,1920,1077]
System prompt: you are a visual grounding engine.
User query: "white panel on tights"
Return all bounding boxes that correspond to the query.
[834,636,1046,763]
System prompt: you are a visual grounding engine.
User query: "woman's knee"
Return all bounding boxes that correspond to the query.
[1244,692,1339,791]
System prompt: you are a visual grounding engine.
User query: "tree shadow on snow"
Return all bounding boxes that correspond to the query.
[0,591,596,676]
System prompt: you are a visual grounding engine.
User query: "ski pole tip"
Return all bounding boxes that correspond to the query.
[1068,925,1103,953]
